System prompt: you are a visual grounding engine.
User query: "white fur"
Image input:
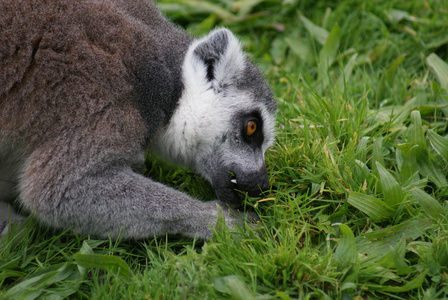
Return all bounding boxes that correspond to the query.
[154,29,276,172]
[208,29,246,85]
[259,105,276,152]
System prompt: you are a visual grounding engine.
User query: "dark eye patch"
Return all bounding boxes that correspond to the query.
[241,111,264,146]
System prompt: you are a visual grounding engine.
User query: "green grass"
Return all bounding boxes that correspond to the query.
[1,0,448,298]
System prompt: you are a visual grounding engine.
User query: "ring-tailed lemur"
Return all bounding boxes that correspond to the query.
[0,0,276,239]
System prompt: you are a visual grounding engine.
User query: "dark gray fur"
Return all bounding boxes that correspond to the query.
[0,0,276,239]
[193,30,229,81]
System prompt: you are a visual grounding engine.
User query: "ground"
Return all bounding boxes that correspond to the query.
[1,0,447,299]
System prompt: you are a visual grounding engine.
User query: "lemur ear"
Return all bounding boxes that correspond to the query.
[188,28,245,84]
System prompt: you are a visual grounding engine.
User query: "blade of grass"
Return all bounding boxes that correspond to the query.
[348,191,394,222]
[285,37,314,63]
[159,1,235,21]
[356,137,370,161]
[390,236,412,276]
[360,219,433,241]
[376,54,406,106]
[376,162,405,207]
[426,53,448,89]
[0,263,79,300]
[427,129,448,166]
[410,188,445,221]
[409,146,447,189]
[333,224,357,270]
[375,269,428,293]
[371,137,385,172]
[408,110,426,148]
[73,253,133,280]
[356,219,433,265]
[319,25,340,67]
[318,25,341,88]
[300,15,329,46]
[213,275,256,300]
[337,53,358,93]
[376,235,411,274]
[236,0,266,17]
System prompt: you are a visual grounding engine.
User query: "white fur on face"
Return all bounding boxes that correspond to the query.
[153,29,276,176]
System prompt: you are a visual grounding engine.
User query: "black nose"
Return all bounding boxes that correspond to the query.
[259,176,270,193]
[233,167,270,197]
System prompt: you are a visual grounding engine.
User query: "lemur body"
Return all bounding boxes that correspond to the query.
[0,0,276,239]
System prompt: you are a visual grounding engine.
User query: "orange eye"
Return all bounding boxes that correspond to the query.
[246,120,257,136]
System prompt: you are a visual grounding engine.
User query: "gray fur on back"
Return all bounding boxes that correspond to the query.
[0,0,276,239]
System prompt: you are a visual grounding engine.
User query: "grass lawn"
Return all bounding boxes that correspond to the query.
[1,0,448,298]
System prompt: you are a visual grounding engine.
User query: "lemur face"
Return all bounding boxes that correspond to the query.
[202,106,275,207]
[155,29,276,207]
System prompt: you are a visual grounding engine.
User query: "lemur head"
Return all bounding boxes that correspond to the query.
[155,28,276,207]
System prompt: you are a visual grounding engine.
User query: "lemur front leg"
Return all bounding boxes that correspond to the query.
[20,152,243,240]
